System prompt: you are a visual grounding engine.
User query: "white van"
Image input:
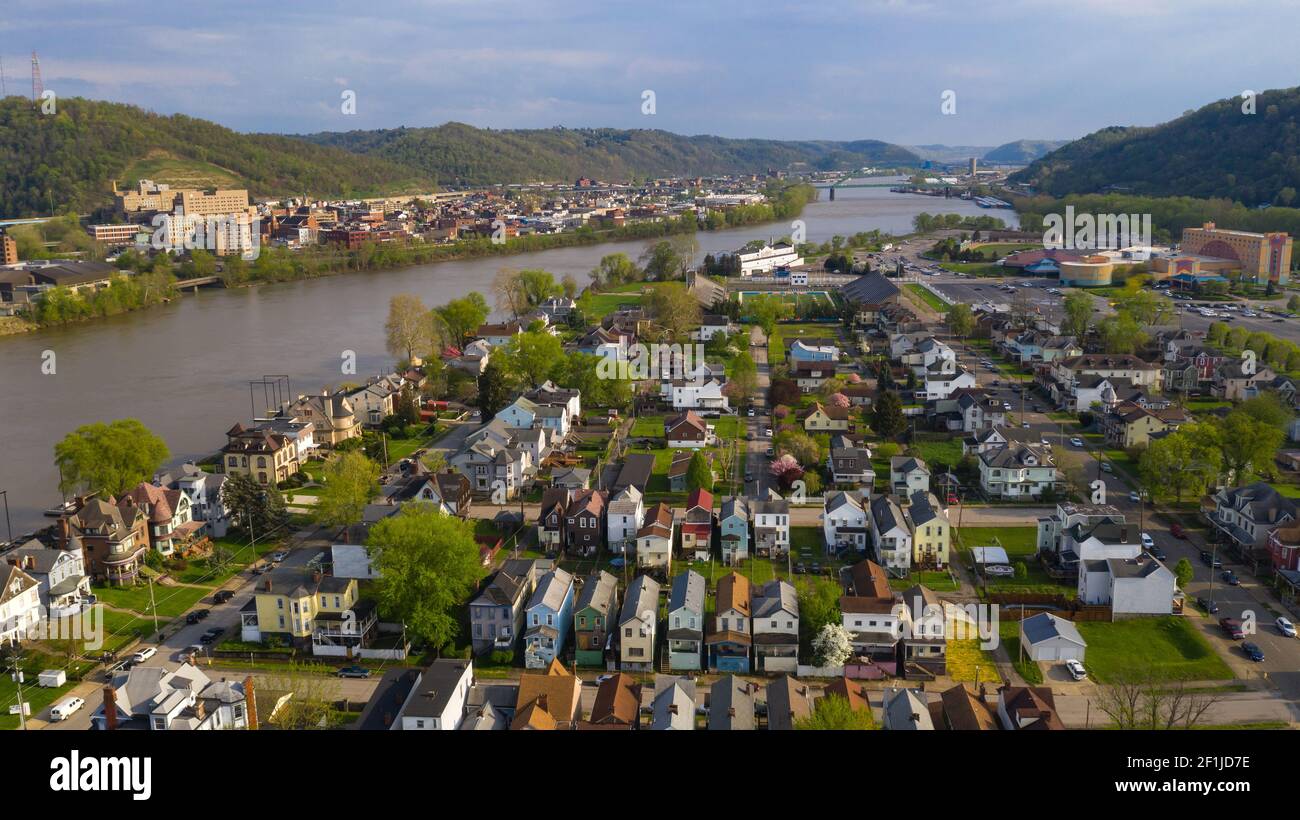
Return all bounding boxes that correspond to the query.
[50,696,86,721]
[131,646,157,664]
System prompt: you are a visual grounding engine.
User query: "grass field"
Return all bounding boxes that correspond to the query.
[910,438,964,470]
[1076,617,1233,683]
[767,322,841,364]
[904,283,948,313]
[585,281,687,316]
[121,151,245,190]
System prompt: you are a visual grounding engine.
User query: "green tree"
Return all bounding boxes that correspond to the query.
[1062,291,1093,338]
[384,293,430,364]
[1139,426,1221,503]
[477,358,514,419]
[795,695,874,730]
[686,450,713,493]
[1216,410,1283,483]
[1205,322,1228,348]
[643,283,702,340]
[731,351,759,404]
[639,240,681,281]
[499,329,564,387]
[871,389,906,438]
[435,292,490,345]
[1238,393,1291,431]
[54,419,170,497]
[590,252,641,288]
[746,293,793,339]
[314,451,381,529]
[1097,312,1147,354]
[945,302,974,336]
[223,472,287,535]
[369,504,485,649]
[1174,557,1194,590]
[517,268,563,309]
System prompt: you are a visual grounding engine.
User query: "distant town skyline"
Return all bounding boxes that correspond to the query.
[5,0,1300,146]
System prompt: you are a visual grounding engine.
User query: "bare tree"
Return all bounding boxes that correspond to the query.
[261,664,344,730]
[384,293,430,364]
[1092,673,1221,730]
[492,268,527,319]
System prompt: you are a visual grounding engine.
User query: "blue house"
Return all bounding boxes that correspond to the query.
[523,567,576,669]
[788,339,839,363]
[719,496,750,566]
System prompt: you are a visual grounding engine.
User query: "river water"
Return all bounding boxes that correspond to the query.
[0,178,1011,536]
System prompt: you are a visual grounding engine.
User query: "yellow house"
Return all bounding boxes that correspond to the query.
[221,423,300,486]
[803,402,852,432]
[246,568,368,651]
[905,491,951,569]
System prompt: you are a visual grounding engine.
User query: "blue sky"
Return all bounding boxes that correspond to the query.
[5,0,1299,145]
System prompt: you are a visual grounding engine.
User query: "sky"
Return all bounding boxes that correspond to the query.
[5,0,1300,146]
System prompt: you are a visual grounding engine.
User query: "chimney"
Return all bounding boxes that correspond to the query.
[194,699,207,721]
[243,675,257,730]
[57,516,70,546]
[909,712,921,724]
[727,707,736,717]
[102,685,118,731]
[311,570,322,584]
[263,578,272,592]
[667,703,678,715]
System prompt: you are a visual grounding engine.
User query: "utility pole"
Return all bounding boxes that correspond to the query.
[6,651,28,730]
[147,575,160,635]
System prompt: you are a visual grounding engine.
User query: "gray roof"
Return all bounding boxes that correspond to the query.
[619,574,661,626]
[870,494,906,533]
[752,580,798,620]
[575,570,618,617]
[401,660,472,719]
[882,687,934,730]
[707,675,755,730]
[841,271,900,305]
[1020,612,1086,648]
[750,499,789,516]
[650,679,696,730]
[719,495,749,522]
[668,569,705,615]
[526,568,574,614]
[825,490,865,516]
[906,491,941,528]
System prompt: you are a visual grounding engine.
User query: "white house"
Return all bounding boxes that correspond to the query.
[918,367,977,401]
[751,579,799,673]
[330,543,380,581]
[671,380,730,413]
[737,241,802,276]
[619,575,661,671]
[1019,612,1087,662]
[889,457,930,495]
[869,494,913,572]
[751,499,791,557]
[1078,557,1175,615]
[394,659,474,730]
[823,490,869,553]
[606,486,645,555]
[0,563,42,646]
[788,340,839,363]
[978,443,1058,499]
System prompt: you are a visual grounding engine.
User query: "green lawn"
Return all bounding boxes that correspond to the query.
[904,283,947,313]
[955,526,1037,556]
[768,322,842,364]
[630,414,666,438]
[910,438,964,470]
[93,582,214,619]
[585,281,685,316]
[1075,616,1234,683]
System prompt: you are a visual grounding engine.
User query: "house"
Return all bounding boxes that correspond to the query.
[939,683,1000,730]
[997,686,1064,730]
[889,457,930,495]
[574,570,619,667]
[695,313,732,341]
[788,339,839,363]
[918,366,977,401]
[1020,612,1087,661]
[840,560,902,657]
[59,497,149,586]
[606,485,644,555]
[1078,556,1175,615]
[93,663,251,731]
[608,453,655,495]
[585,673,642,729]
[794,360,836,393]
[476,321,527,349]
[1036,501,1126,557]
[244,567,373,654]
[288,391,360,447]
[469,558,551,655]
[512,659,582,730]
[636,502,675,571]
[823,490,870,553]
[978,442,1058,499]
[523,568,576,669]
[0,563,41,647]
[828,439,874,487]
[156,462,230,538]
[563,489,607,557]
[680,488,714,562]
[665,410,710,448]
[1100,403,1185,449]
[670,379,730,413]
[905,491,950,569]
[551,466,591,490]
[1268,522,1300,573]
[841,383,875,407]
[667,570,706,671]
[882,687,934,730]
[764,675,813,730]
[537,296,576,322]
[650,675,696,730]
[898,585,947,677]
[115,480,204,558]
[2,539,90,618]
[1214,361,1276,402]
[803,402,852,432]
[707,675,756,730]
[618,574,661,671]
[752,579,799,673]
[391,659,474,730]
[823,676,874,714]
[751,499,791,558]
[221,423,299,486]
[392,470,472,517]
[869,494,913,572]
[1207,482,1298,558]
[841,271,902,323]
[345,378,400,427]
[537,488,570,552]
[707,572,752,672]
[1052,354,1160,390]
[448,426,531,500]
[496,396,571,437]
[524,380,582,421]
[718,496,750,565]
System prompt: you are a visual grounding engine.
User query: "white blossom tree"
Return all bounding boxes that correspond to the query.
[812,622,852,667]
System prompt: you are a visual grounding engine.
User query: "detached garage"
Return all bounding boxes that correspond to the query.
[1019,612,1087,662]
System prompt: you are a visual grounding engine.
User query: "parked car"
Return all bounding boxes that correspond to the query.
[1170,523,1188,539]
[338,665,372,679]
[185,611,203,625]
[794,563,807,574]
[1140,532,1154,549]
[1100,462,1113,473]
[1221,570,1240,586]
[270,551,289,562]
[1241,641,1265,662]
[1069,437,1085,447]
[132,646,157,664]
[1147,546,1166,561]
[1218,618,1245,640]
[1277,616,1297,638]
[1128,491,1141,503]
[199,627,223,645]
[1197,597,1219,614]
[49,696,87,722]
[213,590,234,604]
[1064,659,1087,681]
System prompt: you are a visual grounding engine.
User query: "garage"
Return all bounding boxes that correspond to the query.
[1019,612,1087,662]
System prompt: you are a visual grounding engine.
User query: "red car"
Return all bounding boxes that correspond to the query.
[1170,523,1188,539]
[1218,618,1245,640]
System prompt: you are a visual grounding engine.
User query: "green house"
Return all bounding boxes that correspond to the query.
[574,570,619,667]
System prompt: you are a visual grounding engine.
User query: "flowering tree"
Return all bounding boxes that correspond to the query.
[812,623,852,667]
[828,392,850,408]
[846,372,862,384]
[769,453,800,476]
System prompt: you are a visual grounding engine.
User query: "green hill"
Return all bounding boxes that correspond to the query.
[0,96,429,217]
[1010,87,1300,205]
[299,122,921,186]
[982,139,1067,164]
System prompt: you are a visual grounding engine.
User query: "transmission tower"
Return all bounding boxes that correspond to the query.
[31,51,42,103]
